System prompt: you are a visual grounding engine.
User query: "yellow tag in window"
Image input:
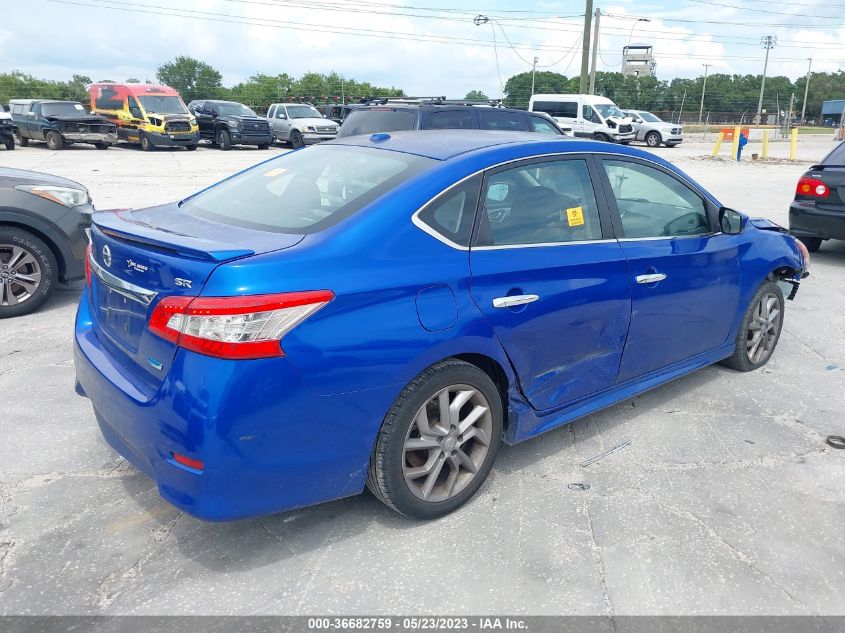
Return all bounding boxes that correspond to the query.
[566,206,585,227]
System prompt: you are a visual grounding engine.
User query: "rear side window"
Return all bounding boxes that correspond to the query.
[427,110,475,130]
[479,109,529,131]
[338,109,417,137]
[417,177,481,247]
[181,145,435,234]
[532,101,578,118]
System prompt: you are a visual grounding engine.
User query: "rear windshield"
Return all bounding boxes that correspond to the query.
[822,141,845,165]
[180,145,435,233]
[41,102,86,116]
[338,109,417,138]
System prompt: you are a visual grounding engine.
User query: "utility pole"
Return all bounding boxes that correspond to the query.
[698,63,711,125]
[589,8,601,95]
[757,35,776,124]
[531,56,538,96]
[579,0,593,94]
[800,58,812,124]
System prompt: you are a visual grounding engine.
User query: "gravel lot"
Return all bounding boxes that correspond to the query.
[0,137,843,616]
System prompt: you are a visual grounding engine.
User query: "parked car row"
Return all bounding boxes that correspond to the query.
[529,93,684,147]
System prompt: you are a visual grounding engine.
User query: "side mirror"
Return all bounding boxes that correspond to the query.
[719,207,745,235]
[211,110,219,118]
[277,112,287,119]
[129,107,142,118]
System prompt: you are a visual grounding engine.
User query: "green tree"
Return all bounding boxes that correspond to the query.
[465,90,489,100]
[156,56,224,102]
[504,71,576,109]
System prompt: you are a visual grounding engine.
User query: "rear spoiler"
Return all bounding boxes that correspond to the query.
[809,164,845,170]
[94,212,254,262]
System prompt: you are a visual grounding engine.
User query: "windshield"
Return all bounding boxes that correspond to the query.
[41,102,87,117]
[595,104,625,119]
[338,109,417,138]
[639,111,662,123]
[137,95,187,115]
[181,145,435,233]
[217,103,258,117]
[286,105,321,119]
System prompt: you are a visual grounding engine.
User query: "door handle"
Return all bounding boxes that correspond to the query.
[493,294,539,308]
[635,273,667,284]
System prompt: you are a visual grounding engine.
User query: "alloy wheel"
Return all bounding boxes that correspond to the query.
[0,244,42,306]
[402,384,493,503]
[746,292,781,364]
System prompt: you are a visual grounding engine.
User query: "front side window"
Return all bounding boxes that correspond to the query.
[476,159,603,246]
[181,145,435,234]
[601,159,710,238]
[479,109,528,131]
[137,95,187,114]
[582,105,598,122]
[528,116,559,135]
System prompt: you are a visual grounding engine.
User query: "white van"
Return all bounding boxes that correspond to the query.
[529,94,635,143]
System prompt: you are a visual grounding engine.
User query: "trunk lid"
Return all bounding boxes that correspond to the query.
[88,204,304,387]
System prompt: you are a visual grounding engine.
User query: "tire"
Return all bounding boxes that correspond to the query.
[645,131,662,147]
[258,143,270,150]
[720,281,785,372]
[593,133,610,143]
[15,131,28,147]
[367,359,503,519]
[798,236,822,252]
[139,132,154,151]
[664,143,678,148]
[185,144,198,151]
[3,136,14,151]
[45,131,64,151]
[217,129,232,151]
[289,130,304,149]
[94,142,110,150]
[0,227,58,318]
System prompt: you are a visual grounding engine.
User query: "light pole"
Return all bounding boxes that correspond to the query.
[531,56,538,96]
[757,35,776,124]
[589,8,601,95]
[800,58,812,124]
[627,18,650,46]
[698,63,711,125]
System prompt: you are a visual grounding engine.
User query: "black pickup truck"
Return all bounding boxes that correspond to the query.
[187,99,273,150]
[9,99,118,150]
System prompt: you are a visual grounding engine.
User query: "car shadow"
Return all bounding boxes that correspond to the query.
[114,365,722,573]
[813,240,845,263]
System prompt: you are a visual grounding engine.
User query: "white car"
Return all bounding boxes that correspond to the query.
[529,94,635,143]
[622,109,684,148]
[266,103,339,148]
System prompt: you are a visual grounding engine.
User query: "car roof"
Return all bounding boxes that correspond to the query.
[9,99,76,104]
[329,129,570,160]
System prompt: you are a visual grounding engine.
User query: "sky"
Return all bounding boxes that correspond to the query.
[2,0,843,98]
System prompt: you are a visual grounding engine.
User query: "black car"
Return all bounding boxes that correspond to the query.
[337,99,567,139]
[790,141,845,252]
[187,100,273,150]
[0,168,93,317]
[9,100,118,150]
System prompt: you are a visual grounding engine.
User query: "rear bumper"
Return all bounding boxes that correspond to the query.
[789,200,845,240]
[63,131,118,144]
[73,292,392,520]
[146,130,200,147]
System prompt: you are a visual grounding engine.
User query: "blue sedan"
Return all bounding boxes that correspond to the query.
[74,131,809,520]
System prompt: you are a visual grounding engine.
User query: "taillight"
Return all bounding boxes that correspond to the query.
[796,176,829,198]
[84,243,92,286]
[147,291,334,360]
